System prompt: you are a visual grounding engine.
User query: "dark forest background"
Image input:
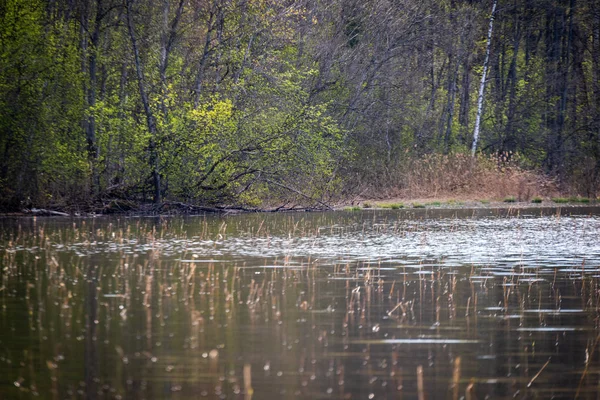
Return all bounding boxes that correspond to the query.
[1,0,599,210]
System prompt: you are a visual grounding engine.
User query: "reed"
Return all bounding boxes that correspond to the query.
[417,365,425,400]
[397,153,557,201]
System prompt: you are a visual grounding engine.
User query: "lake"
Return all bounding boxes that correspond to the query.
[1,207,600,399]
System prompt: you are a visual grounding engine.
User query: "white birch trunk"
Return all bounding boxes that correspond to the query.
[471,0,498,157]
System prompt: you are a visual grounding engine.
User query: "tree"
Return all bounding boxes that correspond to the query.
[471,0,497,156]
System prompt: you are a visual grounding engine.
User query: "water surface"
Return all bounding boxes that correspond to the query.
[1,207,600,399]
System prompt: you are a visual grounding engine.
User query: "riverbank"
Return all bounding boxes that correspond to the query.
[343,196,598,211]
[2,196,598,218]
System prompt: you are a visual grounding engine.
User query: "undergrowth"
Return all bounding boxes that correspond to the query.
[353,153,559,201]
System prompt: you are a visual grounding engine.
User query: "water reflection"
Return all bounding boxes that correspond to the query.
[1,207,600,398]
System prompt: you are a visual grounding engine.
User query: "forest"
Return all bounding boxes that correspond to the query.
[0,0,599,211]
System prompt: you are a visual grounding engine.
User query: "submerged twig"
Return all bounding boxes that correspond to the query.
[417,365,425,400]
[244,363,253,399]
[527,357,551,388]
[452,356,461,400]
[576,334,600,398]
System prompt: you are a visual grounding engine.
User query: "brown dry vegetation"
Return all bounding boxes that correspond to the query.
[356,153,560,202]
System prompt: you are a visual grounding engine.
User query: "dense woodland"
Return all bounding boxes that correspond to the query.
[1,0,599,211]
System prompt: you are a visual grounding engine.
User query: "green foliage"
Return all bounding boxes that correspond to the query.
[1,0,599,210]
[0,0,88,208]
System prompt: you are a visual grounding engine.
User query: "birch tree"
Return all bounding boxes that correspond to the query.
[471,0,497,157]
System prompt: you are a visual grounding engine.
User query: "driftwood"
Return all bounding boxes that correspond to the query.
[25,208,70,217]
[158,201,329,214]
[159,202,235,214]
[18,201,331,217]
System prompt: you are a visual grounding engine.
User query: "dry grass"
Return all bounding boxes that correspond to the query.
[362,153,559,202]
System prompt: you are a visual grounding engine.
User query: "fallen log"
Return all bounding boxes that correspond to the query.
[158,201,329,214]
[159,201,237,214]
[25,208,70,217]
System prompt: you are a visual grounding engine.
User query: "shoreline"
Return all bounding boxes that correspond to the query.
[342,198,598,210]
[1,198,599,218]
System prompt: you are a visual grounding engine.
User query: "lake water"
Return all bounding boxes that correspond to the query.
[2,207,600,399]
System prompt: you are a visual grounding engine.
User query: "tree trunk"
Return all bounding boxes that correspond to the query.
[444,66,458,153]
[458,58,470,129]
[471,0,497,157]
[504,1,521,153]
[81,0,101,194]
[193,11,215,107]
[593,0,600,196]
[126,0,161,204]
[159,0,185,115]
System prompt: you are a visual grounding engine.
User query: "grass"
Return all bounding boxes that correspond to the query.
[381,202,404,209]
[548,196,592,204]
[348,193,596,212]
[570,196,590,203]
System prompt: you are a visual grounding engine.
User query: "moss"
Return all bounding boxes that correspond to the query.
[412,203,425,208]
[531,197,542,203]
[503,196,516,203]
[552,197,569,203]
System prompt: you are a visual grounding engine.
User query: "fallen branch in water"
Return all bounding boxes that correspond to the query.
[157,201,324,214]
[24,208,70,217]
[159,201,236,214]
